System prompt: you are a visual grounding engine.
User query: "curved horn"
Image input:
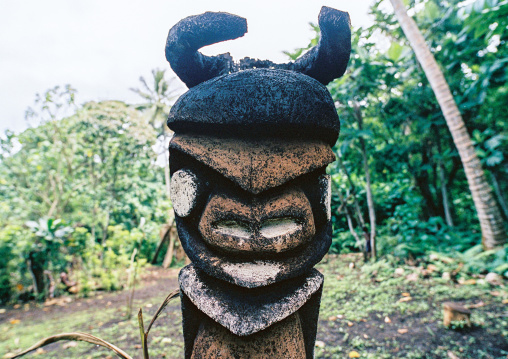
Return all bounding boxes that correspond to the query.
[289,7,351,85]
[165,12,247,88]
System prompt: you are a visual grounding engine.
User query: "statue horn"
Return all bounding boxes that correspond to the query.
[288,7,351,85]
[165,12,248,89]
[165,7,350,88]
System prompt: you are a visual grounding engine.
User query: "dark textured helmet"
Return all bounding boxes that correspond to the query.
[168,69,340,145]
[165,7,351,145]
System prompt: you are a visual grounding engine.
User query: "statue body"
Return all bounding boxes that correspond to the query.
[165,8,351,358]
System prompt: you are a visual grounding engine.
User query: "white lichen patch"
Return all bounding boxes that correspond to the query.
[320,174,332,221]
[170,169,199,217]
[222,261,281,286]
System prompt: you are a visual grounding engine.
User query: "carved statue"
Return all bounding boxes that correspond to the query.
[165,7,351,358]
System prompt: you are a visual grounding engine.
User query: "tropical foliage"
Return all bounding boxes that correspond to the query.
[0,0,506,304]
[0,85,171,303]
[319,0,507,261]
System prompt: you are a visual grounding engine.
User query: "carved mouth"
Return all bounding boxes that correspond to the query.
[199,188,315,256]
[259,218,301,238]
[211,217,304,254]
[214,219,251,239]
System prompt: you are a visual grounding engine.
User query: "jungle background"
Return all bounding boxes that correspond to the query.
[0,0,507,358]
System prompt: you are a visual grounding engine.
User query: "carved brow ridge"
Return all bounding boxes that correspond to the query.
[169,134,335,194]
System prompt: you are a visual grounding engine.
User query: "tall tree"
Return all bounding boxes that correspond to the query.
[132,69,182,267]
[389,0,507,248]
[131,69,178,198]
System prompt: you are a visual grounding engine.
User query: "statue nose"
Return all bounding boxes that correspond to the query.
[198,188,315,256]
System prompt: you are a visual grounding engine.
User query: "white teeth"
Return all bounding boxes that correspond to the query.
[259,218,301,238]
[320,174,332,221]
[215,220,251,239]
[222,262,281,286]
[215,218,301,239]
[170,169,199,217]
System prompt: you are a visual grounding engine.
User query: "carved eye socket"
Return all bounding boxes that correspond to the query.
[170,169,200,217]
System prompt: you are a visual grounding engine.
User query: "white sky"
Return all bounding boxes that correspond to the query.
[0,0,374,133]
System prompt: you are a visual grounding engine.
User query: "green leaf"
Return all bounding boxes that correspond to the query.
[485,134,505,150]
[387,42,403,62]
[473,0,486,12]
[486,151,503,166]
[424,1,440,19]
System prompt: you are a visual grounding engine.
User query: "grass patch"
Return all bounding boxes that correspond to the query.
[1,257,506,358]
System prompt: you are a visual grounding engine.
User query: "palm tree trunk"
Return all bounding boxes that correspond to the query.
[389,0,506,248]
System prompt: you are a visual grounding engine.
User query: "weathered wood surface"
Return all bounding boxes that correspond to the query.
[190,313,306,359]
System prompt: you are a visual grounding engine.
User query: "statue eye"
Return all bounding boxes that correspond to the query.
[320,174,332,221]
[170,169,200,217]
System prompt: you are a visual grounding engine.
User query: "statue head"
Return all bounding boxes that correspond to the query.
[166,7,351,288]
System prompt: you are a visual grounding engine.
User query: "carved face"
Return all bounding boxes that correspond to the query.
[169,133,334,288]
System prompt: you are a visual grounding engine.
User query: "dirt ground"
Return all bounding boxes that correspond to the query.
[1,257,507,358]
[0,267,180,326]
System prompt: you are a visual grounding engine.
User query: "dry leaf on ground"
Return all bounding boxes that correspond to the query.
[62,342,77,349]
[406,273,419,281]
[315,340,325,348]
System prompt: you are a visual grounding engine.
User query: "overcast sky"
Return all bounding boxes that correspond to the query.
[0,0,374,133]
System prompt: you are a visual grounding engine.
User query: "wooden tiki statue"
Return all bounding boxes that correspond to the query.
[164,7,351,358]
